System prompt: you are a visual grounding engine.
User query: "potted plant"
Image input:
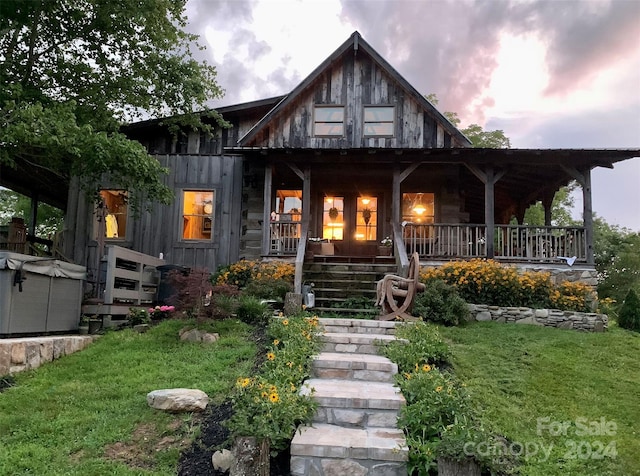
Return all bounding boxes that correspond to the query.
[378,236,393,256]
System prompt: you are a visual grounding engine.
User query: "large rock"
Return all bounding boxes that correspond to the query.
[212,449,234,472]
[179,327,220,343]
[146,388,209,413]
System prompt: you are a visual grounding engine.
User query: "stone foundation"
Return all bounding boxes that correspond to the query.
[468,304,607,332]
[0,335,97,375]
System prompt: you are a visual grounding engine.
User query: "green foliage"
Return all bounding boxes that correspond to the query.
[236,295,270,325]
[413,279,470,326]
[214,260,295,301]
[383,322,450,369]
[522,183,580,226]
[461,123,511,148]
[127,307,150,325]
[334,295,377,310]
[1,0,227,209]
[226,315,321,451]
[618,288,640,332]
[0,189,64,237]
[595,218,640,309]
[421,259,596,312]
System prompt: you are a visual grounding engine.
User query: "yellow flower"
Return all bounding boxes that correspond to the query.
[239,378,250,388]
[436,386,443,392]
[422,364,432,372]
[267,352,275,361]
[261,391,268,398]
[273,339,280,346]
[269,392,279,403]
[282,319,289,326]
[286,361,294,368]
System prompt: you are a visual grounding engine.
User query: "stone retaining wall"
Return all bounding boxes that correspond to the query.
[468,304,607,332]
[0,335,97,375]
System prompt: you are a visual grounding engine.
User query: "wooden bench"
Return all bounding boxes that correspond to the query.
[376,252,425,321]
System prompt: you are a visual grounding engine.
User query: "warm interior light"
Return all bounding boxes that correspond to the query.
[361,197,370,205]
[413,205,426,215]
[203,203,213,214]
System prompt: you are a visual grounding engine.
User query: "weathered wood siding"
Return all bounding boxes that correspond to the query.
[66,154,244,283]
[245,53,462,149]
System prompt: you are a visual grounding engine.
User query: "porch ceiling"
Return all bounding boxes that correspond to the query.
[234,147,639,224]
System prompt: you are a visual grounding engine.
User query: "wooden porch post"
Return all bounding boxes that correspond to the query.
[542,189,555,226]
[261,164,274,256]
[465,165,504,259]
[392,167,401,226]
[561,165,595,264]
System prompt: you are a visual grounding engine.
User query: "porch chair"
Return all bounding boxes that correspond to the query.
[376,252,425,321]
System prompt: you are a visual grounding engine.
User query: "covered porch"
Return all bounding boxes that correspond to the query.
[234,147,638,292]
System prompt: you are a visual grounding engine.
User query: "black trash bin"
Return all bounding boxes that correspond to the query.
[156,264,190,305]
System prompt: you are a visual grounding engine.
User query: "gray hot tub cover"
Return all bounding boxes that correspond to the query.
[0,252,86,280]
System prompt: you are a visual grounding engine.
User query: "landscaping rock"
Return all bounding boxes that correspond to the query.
[147,389,209,413]
[475,311,492,321]
[212,449,233,472]
[179,327,220,343]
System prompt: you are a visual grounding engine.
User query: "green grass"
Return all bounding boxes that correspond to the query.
[0,319,256,476]
[439,322,640,476]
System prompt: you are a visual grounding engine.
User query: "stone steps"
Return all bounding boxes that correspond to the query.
[291,318,408,476]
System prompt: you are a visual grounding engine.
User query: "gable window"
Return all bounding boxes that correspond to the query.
[364,106,394,137]
[182,190,214,240]
[314,106,344,136]
[96,190,128,239]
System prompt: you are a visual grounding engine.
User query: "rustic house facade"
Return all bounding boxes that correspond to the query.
[55,31,637,308]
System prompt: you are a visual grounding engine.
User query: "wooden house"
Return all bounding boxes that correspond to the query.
[56,31,637,309]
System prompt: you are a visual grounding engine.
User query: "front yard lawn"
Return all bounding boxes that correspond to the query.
[439,322,640,476]
[0,319,255,475]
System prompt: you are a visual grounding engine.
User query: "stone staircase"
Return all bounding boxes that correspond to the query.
[290,318,408,476]
[304,257,397,315]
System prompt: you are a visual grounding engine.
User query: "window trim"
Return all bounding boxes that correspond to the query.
[313,105,345,137]
[363,105,395,138]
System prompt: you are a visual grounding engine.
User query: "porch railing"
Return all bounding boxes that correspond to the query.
[269,220,301,255]
[403,223,587,264]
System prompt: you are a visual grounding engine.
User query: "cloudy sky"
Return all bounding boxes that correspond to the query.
[184,0,640,230]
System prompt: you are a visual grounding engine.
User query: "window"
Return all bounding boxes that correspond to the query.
[182,190,214,240]
[96,190,128,239]
[314,106,344,136]
[322,196,344,240]
[355,196,377,241]
[364,106,394,136]
[402,193,435,224]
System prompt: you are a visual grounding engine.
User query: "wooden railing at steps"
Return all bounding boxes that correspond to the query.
[101,245,166,305]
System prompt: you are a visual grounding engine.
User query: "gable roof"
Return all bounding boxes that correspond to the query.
[238,31,472,147]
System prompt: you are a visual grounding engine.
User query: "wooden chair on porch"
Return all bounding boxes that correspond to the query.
[376,252,425,321]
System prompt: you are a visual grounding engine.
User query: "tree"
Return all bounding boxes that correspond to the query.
[459,123,511,149]
[522,183,580,226]
[617,288,640,332]
[0,189,64,237]
[0,0,226,209]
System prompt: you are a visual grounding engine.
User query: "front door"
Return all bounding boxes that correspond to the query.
[321,194,380,256]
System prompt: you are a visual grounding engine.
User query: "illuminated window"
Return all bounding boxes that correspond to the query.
[97,190,128,239]
[322,196,344,241]
[314,106,344,136]
[182,190,214,240]
[364,106,394,137]
[355,197,377,241]
[402,193,435,224]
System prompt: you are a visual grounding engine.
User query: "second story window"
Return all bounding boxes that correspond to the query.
[364,106,394,137]
[314,106,344,136]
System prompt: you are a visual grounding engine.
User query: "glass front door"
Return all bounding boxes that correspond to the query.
[321,194,379,255]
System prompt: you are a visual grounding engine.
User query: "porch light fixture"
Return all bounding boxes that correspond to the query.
[412,193,426,215]
[203,202,213,214]
[361,197,370,205]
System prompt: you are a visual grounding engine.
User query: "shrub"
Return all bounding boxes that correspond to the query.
[214,260,295,301]
[383,322,450,369]
[413,279,470,326]
[420,259,597,312]
[127,307,150,325]
[618,288,640,332]
[166,268,214,321]
[226,314,321,451]
[236,295,270,324]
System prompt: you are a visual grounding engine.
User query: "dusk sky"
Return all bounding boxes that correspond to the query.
[184,0,640,230]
